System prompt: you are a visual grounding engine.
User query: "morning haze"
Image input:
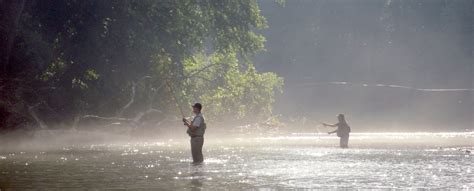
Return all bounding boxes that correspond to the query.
[256,0,473,131]
[0,0,472,190]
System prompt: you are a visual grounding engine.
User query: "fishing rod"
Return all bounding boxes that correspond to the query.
[318,121,336,137]
[315,124,322,139]
[165,80,185,118]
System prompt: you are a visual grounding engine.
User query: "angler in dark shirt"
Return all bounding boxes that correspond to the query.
[322,114,351,148]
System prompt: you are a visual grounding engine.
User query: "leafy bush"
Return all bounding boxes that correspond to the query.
[181,53,283,124]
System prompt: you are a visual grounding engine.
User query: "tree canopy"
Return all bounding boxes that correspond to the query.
[0,0,283,130]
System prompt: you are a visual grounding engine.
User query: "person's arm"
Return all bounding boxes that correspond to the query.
[183,118,190,126]
[187,123,198,130]
[184,116,202,131]
[183,119,197,130]
[328,129,338,134]
[182,118,195,129]
[322,122,338,127]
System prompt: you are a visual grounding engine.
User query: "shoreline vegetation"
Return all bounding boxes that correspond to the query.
[0,1,283,132]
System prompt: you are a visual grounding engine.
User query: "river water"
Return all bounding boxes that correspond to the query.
[0,132,472,190]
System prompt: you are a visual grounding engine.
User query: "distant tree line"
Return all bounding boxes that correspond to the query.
[0,0,283,131]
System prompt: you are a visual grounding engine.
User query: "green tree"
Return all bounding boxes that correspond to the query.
[0,0,282,130]
[180,53,283,124]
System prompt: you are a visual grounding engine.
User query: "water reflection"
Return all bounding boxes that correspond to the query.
[188,170,204,191]
[0,132,472,189]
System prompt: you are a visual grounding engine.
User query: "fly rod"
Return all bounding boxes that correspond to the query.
[165,80,185,118]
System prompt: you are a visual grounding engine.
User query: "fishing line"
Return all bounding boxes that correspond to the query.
[297,81,474,92]
[316,124,322,139]
[166,81,185,118]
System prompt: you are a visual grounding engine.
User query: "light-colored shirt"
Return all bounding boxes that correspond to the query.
[187,113,206,137]
[192,113,203,127]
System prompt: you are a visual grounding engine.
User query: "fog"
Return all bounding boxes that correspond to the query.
[255,0,473,131]
[1,0,473,190]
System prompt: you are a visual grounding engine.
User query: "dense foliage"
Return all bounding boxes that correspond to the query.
[0,0,283,130]
[181,53,283,122]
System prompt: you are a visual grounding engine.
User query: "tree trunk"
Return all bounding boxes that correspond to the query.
[1,0,26,74]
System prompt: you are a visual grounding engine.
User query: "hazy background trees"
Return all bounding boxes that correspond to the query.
[255,0,473,131]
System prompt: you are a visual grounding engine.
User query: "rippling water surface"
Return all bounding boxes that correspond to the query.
[0,132,472,190]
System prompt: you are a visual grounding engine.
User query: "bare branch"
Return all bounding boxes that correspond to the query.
[117,76,152,117]
[81,115,134,122]
[133,108,163,122]
[117,82,136,117]
[27,103,47,129]
[186,62,221,79]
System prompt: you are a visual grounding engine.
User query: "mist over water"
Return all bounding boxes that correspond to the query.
[255,0,474,131]
[1,0,473,190]
[0,131,472,189]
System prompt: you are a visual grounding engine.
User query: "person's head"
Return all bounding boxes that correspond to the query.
[337,114,346,123]
[192,103,202,114]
